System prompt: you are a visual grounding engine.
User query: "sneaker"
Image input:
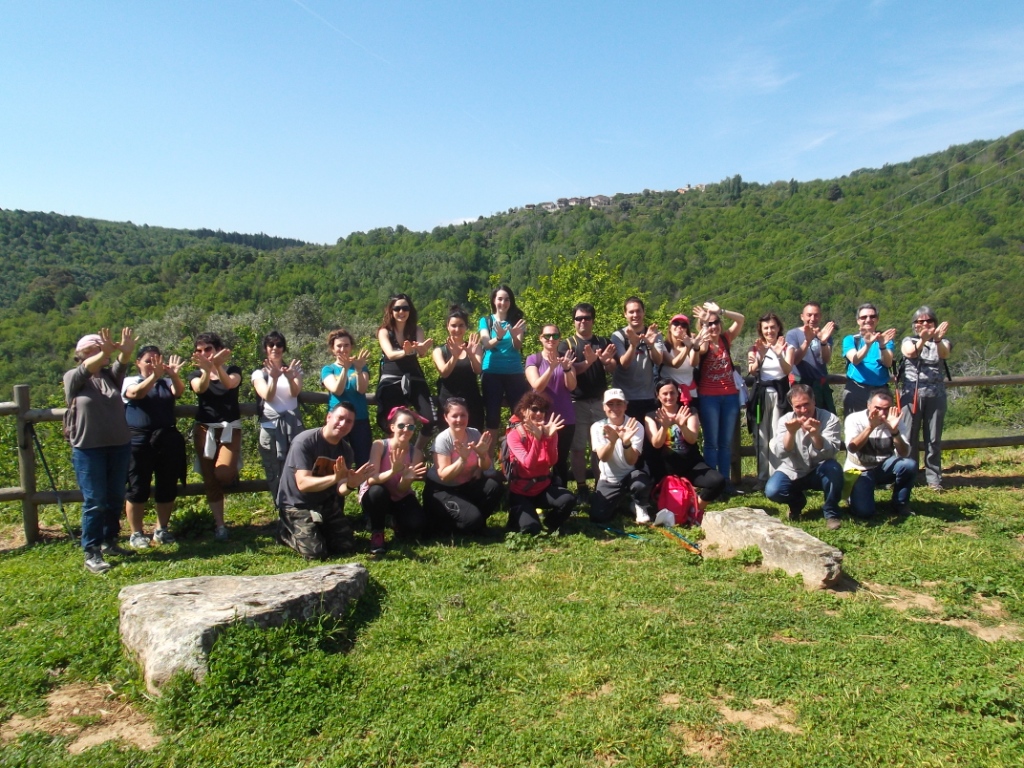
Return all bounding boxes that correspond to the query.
[101,540,133,557]
[84,549,112,574]
[787,506,801,522]
[153,527,176,545]
[575,485,591,506]
[369,530,387,556]
[634,503,651,525]
[892,503,915,516]
[128,531,151,550]
[826,518,842,531]
[927,482,943,492]
[214,525,229,542]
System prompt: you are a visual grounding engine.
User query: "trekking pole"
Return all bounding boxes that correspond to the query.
[31,424,75,537]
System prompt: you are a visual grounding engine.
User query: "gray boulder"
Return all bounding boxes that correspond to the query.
[702,507,843,589]
[119,563,368,694]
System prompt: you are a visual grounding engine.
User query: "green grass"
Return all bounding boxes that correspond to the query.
[2,450,1023,767]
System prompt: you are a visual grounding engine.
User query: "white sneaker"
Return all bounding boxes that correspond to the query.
[128,531,151,550]
[634,503,651,524]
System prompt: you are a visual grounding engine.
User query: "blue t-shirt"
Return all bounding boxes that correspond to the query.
[479,315,524,374]
[842,335,894,386]
[321,363,370,420]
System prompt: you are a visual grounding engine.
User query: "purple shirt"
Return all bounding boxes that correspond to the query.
[525,353,576,424]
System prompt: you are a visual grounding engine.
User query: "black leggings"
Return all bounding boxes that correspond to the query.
[424,472,505,535]
[508,485,575,534]
[360,484,427,538]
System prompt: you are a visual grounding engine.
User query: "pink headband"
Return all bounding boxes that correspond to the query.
[387,406,429,425]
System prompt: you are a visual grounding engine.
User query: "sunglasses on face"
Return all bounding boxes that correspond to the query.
[541,333,561,340]
[393,305,411,312]
[858,314,878,321]
[574,316,593,322]
[266,342,285,349]
[706,320,721,327]
[671,321,689,328]
[394,423,418,432]
[527,406,547,414]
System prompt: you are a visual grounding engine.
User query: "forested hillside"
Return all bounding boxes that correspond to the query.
[1,131,1022,398]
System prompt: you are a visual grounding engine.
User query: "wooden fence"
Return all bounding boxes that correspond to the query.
[3,376,1024,544]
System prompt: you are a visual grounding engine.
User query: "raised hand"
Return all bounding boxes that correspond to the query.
[117,327,138,356]
[602,423,619,442]
[644,324,660,345]
[191,351,213,371]
[165,354,185,374]
[403,462,428,482]
[283,359,303,379]
[151,355,166,380]
[333,456,349,483]
[802,417,821,437]
[264,356,283,377]
[881,328,897,345]
[417,338,434,354]
[582,343,599,365]
[389,440,407,472]
[619,417,640,445]
[453,439,472,462]
[402,339,417,356]
[868,407,887,429]
[624,326,642,346]
[771,337,787,355]
[655,407,673,428]
[353,347,370,368]
[935,321,949,340]
[786,416,805,434]
[819,321,836,342]
[475,431,493,456]
[886,406,902,432]
[702,301,722,315]
[97,328,118,355]
[559,349,576,370]
[212,347,232,366]
[691,305,708,323]
[466,333,482,357]
[599,344,617,364]
[346,462,373,488]
[446,335,462,354]
[545,412,566,437]
[803,322,817,342]
[677,404,693,425]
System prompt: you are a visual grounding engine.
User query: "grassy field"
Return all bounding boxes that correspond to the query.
[1,447,1022,767]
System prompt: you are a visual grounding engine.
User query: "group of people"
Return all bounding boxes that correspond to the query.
[63,291,951,571]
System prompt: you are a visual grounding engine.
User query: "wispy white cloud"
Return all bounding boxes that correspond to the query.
[698,52,798,94]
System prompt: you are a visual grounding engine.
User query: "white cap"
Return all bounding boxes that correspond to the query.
[603,388,627,404]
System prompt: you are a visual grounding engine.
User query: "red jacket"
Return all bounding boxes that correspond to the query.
[506,423,556,497]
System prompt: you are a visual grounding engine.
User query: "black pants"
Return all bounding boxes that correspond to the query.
[360,484,427,538]
[424,472,505,535]
[508,485,575,534]
[590,469,653,524]
[657,453,726,502]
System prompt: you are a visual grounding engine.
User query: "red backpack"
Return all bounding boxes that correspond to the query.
[653,475,701,526]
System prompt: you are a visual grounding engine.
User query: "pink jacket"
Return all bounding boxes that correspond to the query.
[506,424,556,497]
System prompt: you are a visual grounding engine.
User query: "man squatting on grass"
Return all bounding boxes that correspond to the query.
[765,383,845,530]
[844,390,917,518]
[589,388,654,525]
[276,402,372,559]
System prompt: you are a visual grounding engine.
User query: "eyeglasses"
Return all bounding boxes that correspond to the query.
[858,314,878,321]
[574,316,593,322]
[266,342,285,349]
[393,305,411,312]
[913,318,936,325]
[541,333,561,340]
[394,423,418,432]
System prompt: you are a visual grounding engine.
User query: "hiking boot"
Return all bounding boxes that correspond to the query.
[634,503,651,525]
[153,527,176,545]
[128,531,151,550]
[101,540,133,557]
[369,530,387,556]
[214,525,229,542]
[575,485,591,506]
[826,518,842,531]
[84,548,112,574]
[787,506,801,522]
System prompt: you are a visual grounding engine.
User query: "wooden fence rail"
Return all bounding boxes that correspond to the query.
[3,375,1024,544]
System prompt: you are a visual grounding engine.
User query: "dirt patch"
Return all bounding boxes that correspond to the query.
[0,524,68,554]
[587,682,615,700]
[0,683,159,753]
[714,697,802,734]
[770,633,815,645]
[945,524,978,538]
[862,582,1023,642]
[660,693,682,709]
[671,724,729,764]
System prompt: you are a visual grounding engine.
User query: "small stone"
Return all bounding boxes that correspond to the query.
[701,507,843,589]
[119,563,368,694]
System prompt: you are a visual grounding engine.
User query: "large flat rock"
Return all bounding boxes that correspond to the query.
[702,507,843,589]
[119,563,368,694]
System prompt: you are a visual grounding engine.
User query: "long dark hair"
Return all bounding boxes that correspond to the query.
[380,293,419,343]
[490,285,524,325]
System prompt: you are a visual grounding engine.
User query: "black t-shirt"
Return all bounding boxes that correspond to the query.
[188,365,242,423]
[558,334,609,400]
[276,427,354,511]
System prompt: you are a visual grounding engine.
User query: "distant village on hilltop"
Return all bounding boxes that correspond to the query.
[523,184,707,212]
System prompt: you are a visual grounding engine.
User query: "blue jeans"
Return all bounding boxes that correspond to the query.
[697,393,740,481]
[849,455,918,517]
[72,443,132,550]
[765,461,844,520]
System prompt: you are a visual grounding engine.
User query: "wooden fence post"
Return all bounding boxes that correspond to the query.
[14,385,39,545]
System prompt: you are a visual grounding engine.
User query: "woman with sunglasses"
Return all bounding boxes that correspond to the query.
[376,294,437,444]
[189,332,243,542]
[432,305,485,432]
[479,285,529,447]
[361,406,429,555]
[693,301,745,496]
[525,324,577,483]
[252,330,304,503]
[900,307,952,491]
[842,303,897,416]
[660,313,705,406]
[322,328,373,467]
[424,398,503,535]
[747,312,794,490]
[504,392,576,534]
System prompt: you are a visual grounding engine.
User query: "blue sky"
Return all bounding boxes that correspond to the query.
[2,1,1022,244]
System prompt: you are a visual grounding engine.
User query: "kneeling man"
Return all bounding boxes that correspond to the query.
[589,388,653,524]
[844,390,917,517]
[277,402,371,559]
[766,384,844,529]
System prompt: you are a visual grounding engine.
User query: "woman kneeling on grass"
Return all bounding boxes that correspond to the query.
[424,398,504,535]
[122,345,187,549]
[504,391,575,534]
[361,407,429,555]
[644,379,726,510]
